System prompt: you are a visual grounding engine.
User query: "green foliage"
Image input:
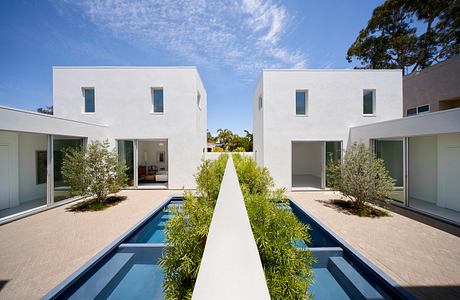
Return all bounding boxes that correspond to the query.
[212,146,224,152]
[61,140,128,202]
[233,155,315,300]
[327,143,395,213]
[347,0,459,74]
[232,146,246,152]
[160,155,228,299]
[161,154,314,299]
[214,128,253,151]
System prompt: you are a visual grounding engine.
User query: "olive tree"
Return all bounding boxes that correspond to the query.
[327,143,395,211]
[61,140,127,203]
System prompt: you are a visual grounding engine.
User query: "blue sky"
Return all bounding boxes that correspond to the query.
[0,0,382,135]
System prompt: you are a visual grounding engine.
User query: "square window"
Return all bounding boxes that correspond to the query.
[363,90,375,115]
[296,90,308,115]
[407,107,417,116]
[83,88,95,113]
[152,88,164,113]
[417,105,429,114]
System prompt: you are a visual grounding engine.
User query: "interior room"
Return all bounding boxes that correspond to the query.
[137,139,168,188]
[291,141,323,190]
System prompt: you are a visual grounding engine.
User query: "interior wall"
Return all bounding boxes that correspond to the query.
[18,133,47,203]
[409,136,437,203]
[138,140,168,171]
[292,142,322,177]
[437,133,460,211]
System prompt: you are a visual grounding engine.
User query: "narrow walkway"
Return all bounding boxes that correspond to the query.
[0,189,176,300]
[289,191,460,300]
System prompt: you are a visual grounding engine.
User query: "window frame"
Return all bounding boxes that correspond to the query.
[417,104,430,114]
[258,95,263,110]
[151,87,164,114]
[362,89,376,116]
[407,104,430,116]
[295,90,308,116]
[82,87,96,114]
[197,91,202,110]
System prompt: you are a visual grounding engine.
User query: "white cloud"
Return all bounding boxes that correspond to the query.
[60,0,307,75]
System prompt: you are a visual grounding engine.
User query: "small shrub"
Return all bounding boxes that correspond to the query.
[61,140,128,203]
[212,146,224,152]
[327,143,395,214]
[232,146,246,152]
[67,196,127,212]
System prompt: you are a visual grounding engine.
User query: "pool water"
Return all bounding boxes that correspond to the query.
[311,268,351,300]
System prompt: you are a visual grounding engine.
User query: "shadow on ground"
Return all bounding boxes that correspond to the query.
[317,199,390,218]
[404,285,460,300]
[0,280,9,292]
[67,196,127,212]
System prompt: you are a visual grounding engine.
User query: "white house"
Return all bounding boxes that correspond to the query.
[253,69,403,190]
[0,66,206,222]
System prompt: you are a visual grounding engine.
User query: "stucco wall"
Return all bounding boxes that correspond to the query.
[53,67,207,189]
[437,133,460,211]
[409,136,438,203]
[403,55,460,115]
[257,69,403,189]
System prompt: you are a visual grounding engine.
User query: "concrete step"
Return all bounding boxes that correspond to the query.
[328,256,384,300]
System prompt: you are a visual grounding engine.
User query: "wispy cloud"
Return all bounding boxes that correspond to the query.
[58,0,307,76]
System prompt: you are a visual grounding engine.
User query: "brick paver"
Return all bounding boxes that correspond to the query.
[290,191,460,300]
[0,190,178,300]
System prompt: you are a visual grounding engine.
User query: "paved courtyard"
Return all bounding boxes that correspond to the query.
[289,191,460,300]
[0,189,178,300]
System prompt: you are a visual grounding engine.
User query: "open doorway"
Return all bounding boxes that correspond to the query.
[137,139,168,189]
[292,141,323,190]
[291,141,342,190]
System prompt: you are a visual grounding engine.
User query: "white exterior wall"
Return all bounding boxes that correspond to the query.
[53,67,207,189]
[255,69,403,189]
[253,75,264,166]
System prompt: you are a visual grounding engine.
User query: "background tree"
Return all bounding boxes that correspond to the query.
[347,0,459,74]
[62,140,127,203]
[327,143,395,215]
[37,105,53,115]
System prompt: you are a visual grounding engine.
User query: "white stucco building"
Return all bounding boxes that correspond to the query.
[0,66,206,222]
[254,68,460,224]
[253,69,403,190]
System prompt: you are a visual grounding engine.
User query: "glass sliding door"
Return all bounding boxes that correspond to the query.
[0,131,48,219]
[53,136,84,203]
[325,141,342,188]
[375,139,404,203]
[117,140,134,186]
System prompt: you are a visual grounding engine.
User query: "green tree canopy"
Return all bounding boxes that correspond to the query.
[347,0,459,74]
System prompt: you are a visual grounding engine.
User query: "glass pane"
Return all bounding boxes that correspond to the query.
[417,105,429,113]
[363,90,374,114]
[375,139,404,202]
[325,141,341,188]
[296,91,305,115]
[0,131,48,218]
[407,107,417,116]
[118,140,134,186]
[84,88,95,113]
[153,89,164,113]
[53,137,84,203]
